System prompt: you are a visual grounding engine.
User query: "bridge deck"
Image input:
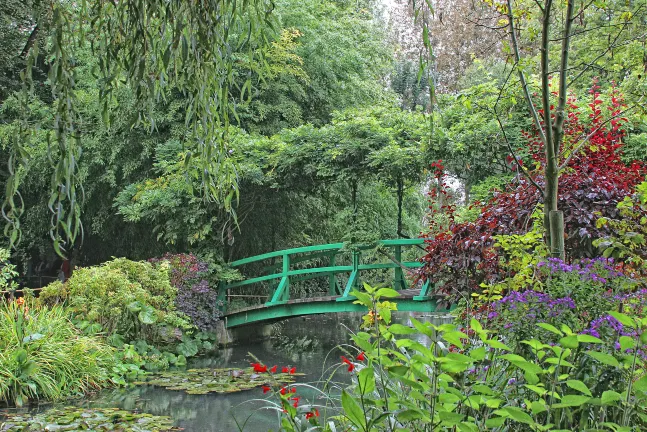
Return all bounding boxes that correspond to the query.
[222,289,449,328]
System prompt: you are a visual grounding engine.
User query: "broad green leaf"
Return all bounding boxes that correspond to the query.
[537,323,563,336]
[559,335,578,349]
[388,324,417,335]
[497,407,534,425]
[376,288,399,298]
[357,367,376,395]
[552,395,590,408]
[586,351,620,367]
[566,380,592,396]
[341,391,366,429]
[601,390,623,405]
[609,311,636,328]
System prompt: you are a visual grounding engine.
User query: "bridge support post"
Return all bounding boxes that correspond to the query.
[267,252,290,306]
[337,250,360,301]
[413,280,432,301]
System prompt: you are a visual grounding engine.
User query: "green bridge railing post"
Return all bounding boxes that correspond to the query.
[393,244,406,291]
[328,252,339,295]
[337,250,360,302]
[267,252,290,306]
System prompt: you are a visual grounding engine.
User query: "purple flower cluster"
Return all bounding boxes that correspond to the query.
[582,315,625,338]
[537,257,624,284]
[495,290,575,317]
[150,254,221,331]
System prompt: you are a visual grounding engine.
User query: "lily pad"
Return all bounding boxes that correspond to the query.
[142,367,304,394]
[0,407,178,431]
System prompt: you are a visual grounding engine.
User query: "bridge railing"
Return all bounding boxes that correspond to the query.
[218,239,431,315]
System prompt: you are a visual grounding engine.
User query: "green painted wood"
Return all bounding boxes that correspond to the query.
[224,297,450,328]
[413,280,432,301]
[230,243,345,267]
[220,238,435,324]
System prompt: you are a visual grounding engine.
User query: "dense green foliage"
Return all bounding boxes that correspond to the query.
[0,297,115,407]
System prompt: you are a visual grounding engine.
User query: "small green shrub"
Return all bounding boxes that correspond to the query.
[40,258,192,345]
[0,298,115,407]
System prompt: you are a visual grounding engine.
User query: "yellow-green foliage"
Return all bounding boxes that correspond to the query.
[0,298,115,407]
[473,210,547,304]
[40,258,192,343]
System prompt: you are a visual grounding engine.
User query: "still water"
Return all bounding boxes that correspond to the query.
[3,312,451,432]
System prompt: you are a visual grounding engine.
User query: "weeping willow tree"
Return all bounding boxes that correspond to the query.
[2,0,275,255]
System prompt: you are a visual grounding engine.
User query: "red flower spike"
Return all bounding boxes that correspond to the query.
[281,366,289,373]
[270,365,277,373]
[290,387,297,393]
[280,387,288,395]
[306,408,320,420]
[356,352,365,361]
[262,385,271,394]
[253,363,268,373]
[289,367,296,374]
[341,356,355,372]
[293,400,299,408]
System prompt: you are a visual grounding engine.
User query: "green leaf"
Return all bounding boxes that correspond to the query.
[577,334,603,344]
[375,288,399,298]
[619,336,635,351]
[537,323,563,336]
[485,339,512,351]
[438,411,464,425]
[586,351,620,367]
[601,390,623,405]
[388,324,417,335]
[559,335,578,349]
[341,390,366,429]
[357,367,376,395]
[552,395,590,408]
[566,380,592,397]
[633,375,647,393]
[497,407,534,425]
[138,305,158,324]
[608,311,636,329]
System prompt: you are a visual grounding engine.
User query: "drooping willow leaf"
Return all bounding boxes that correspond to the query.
[3,0,276,255]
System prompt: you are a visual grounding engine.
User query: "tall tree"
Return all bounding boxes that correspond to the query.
[496,0,646,257]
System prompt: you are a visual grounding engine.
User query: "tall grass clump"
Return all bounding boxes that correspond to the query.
[0,297,116,407]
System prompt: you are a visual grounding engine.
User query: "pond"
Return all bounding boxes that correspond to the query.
[0,312,451,432]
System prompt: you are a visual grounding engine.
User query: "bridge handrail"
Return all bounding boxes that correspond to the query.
[219,238,430,313]
[228,239,424,268]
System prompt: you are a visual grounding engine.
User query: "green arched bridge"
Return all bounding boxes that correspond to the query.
[217,239,450,328]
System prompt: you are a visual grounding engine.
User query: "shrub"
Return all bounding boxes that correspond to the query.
[148,253,233,331]
[0,297,115,407]
[420,88,646,303]
[39,258,192,345]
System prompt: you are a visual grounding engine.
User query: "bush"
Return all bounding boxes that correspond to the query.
[39,258,192,345]
[148,253,235,331]
[0,297,115,407]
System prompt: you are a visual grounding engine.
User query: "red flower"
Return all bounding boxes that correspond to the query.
[252,363,268,373]
[281,366,289,373]
[290,387,297,393]
[356,352,365,361]
[262,385,271,394]
[305,408,320,420]
[289,367,296,374]
[270,365,277,373]
[280,387,288,395]
[293,400,299,408]
[291,396,300,403]
[341,356,354,372]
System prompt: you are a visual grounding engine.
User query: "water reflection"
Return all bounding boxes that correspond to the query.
[1,312,452,432]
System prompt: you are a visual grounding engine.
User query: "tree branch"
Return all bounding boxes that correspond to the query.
[19,26,40,59]
[506,0,547,146]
